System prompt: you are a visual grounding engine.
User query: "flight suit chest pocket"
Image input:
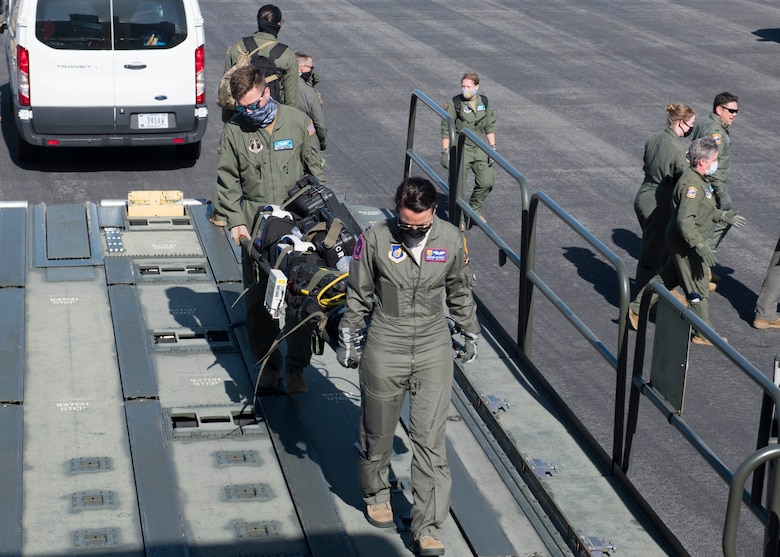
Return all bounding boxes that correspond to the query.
[377,277,401,317]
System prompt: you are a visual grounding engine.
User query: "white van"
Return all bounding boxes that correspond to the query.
[1,0,207,161]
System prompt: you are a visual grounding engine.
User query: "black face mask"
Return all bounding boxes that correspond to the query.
[300,70,312,82]
[405,227,429,239]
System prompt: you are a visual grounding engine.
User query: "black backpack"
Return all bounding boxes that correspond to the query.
[217,37,288,110]
[245,37,287,102]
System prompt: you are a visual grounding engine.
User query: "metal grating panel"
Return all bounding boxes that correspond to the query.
[108,284,158,398]
[0,289,24,402]
[0,207,26,287]
[0,405,22,555]
[105,256,136,286]
[261,396,358,557]
[32,203,103,268]
[46,204,91,260]
[124,399,188,556]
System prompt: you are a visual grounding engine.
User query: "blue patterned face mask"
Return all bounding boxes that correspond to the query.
[706,160,718,175]
[244,97,278,128]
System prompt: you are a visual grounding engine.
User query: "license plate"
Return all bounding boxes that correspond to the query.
[138,113,168,129]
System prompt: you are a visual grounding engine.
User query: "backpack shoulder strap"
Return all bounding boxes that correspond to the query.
[269,42,287,60]
[479,94,489,107]
[452,95,461,113]
[243,37,277,58]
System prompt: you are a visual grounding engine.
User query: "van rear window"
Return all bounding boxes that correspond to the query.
[36,0,187,50]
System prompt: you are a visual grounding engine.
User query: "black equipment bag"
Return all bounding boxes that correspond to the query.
[283,175,361,269]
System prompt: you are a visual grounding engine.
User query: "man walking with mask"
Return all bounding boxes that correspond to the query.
[215,65,323,394]
[691,92,739,282]
[295,51,327,151]
[210,4,299,226]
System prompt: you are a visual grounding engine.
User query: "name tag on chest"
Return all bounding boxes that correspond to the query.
[424,248,448,262]
[273,139,294,151]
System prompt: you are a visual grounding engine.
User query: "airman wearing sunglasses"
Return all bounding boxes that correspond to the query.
[691,92,740,267]
[214,65,324,394]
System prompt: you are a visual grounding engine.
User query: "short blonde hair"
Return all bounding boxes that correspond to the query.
[665,103,694,126]
[461,71,480,86]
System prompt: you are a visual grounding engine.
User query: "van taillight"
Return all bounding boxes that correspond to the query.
[195,45,205,104]
[16,45,30,106]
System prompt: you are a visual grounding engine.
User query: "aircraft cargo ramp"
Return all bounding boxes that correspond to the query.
[0,200,672,557]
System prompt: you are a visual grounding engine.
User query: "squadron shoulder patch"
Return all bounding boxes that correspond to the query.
[685,186,698,199]
[353,234,364,261]
[307,121,316,136]
[712,133,723,145]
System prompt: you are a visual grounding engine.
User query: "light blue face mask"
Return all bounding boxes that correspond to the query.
[706,160,719,175]
[245,98,278,128]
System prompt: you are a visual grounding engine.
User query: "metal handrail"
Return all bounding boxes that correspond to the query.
[724,444,780,557]
[625,282,780,555]
[525,190,631,471]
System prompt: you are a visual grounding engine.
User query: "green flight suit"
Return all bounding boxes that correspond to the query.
[633,127,689,292]
[692,112,732,250]
[340,216,478,540]
[297,75,327,151]
[442,95,496,213]
[630,166,724,333]
[216,104,323,373]
[667,166,724,331]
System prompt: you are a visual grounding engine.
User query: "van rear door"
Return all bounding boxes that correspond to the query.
[30,0,115,134]
[112,0,199,135]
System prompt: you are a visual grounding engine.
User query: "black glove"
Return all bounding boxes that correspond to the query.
[695,243,717,267]
[717,192,733,211]
[488,144,497,167]
[337,328,365,368]
[460,331,479,364]
[440,149,449,170]
[721,210,746,228]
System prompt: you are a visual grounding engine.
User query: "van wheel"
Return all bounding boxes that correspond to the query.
[16,134,37,163]
[176,141,201,161]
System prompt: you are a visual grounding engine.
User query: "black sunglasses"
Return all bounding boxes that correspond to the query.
[397,221,433,232]
[235,100,263,114]
[720,106,739,115]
